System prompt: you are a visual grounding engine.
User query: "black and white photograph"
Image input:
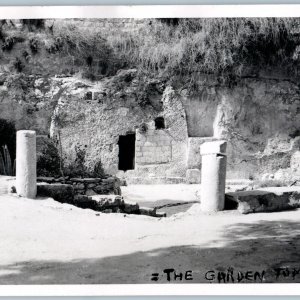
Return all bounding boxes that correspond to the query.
[0,5,300,294]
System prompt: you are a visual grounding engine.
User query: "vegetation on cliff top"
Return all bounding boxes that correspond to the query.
[1,18,300,85]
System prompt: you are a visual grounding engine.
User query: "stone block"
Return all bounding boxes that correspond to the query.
[226,186,300,214]
[37,183,74,204]
[82,178,102,183]
[85,188,97,196]
[155,212,167,218]
[291,151,300,174]
[186,169,201,184]
[144,141,153,147]
[200,140,227,155]
[138,206,166,217]
[73,195,98,209]
[37,177,55,183]
[123,200,140,213]
[70,178,85,182]
[87,183,96,188]
[75,183,85,189]
[91,195,125,210]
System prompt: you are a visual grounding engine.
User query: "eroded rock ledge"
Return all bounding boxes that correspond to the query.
[226,187,300,214]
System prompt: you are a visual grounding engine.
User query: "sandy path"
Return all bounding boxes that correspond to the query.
[0,194,300,284]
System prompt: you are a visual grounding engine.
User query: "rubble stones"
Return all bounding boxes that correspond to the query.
[72,194,165,217]
[35,180,164,217]
[226,186,300,214]
[200,140,227,156]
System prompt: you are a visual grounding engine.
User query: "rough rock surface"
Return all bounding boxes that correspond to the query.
[186,169,201,184]
[0,21,299,181]
[226,187,300,214]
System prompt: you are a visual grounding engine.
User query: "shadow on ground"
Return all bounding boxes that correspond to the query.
[1,219,300,284]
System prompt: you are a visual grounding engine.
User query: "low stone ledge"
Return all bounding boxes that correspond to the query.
[37,177,55,183]
[32,179,165,217]
[225,186,300,214]
[37,176,121,196]
[37,183,74,204]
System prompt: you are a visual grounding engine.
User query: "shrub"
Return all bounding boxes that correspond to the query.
[64,144,105,178]
[92,161,105,178]
[51,21,117,78]
[45,37,63,54]
[0,145,14,176]
[29,38,39,54]
[138,122,148,134]
[64,145,89,178]
[36,138,61,177]
[21,19,45,31]
[13,57,24,72]
[106,18,300,87]
[0,118,16,160]
[2,36,15,51]
[22,50,30,61]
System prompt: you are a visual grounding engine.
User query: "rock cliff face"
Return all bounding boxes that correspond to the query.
[182,76,300,179]
[0,19,299,181]
[1,69,299,180]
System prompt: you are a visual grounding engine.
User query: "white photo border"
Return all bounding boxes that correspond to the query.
[0,4,300,296]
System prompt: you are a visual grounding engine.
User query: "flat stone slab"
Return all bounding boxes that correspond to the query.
[226,186,300,214]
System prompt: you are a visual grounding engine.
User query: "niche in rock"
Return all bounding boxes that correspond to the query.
[118,133,136,171]
[155,117,165,130]
[183,93,218,137]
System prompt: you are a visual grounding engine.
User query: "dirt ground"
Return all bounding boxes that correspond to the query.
[1,185,300,284]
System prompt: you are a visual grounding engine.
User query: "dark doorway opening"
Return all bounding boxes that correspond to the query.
[118,133,136,171]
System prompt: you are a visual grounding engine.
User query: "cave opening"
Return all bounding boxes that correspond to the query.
[118,133,136,171]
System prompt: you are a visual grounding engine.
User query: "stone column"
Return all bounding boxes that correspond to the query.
[200,140,227,212]
[16,130,37,199]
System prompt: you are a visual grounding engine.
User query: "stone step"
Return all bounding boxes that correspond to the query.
[226,179,254,186]
[125,177,186,185]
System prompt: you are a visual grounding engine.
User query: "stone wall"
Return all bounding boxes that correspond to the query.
[187,137,218,169]
[135,128,172,165]
[127,86,189,179]
[37,176,121,196]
